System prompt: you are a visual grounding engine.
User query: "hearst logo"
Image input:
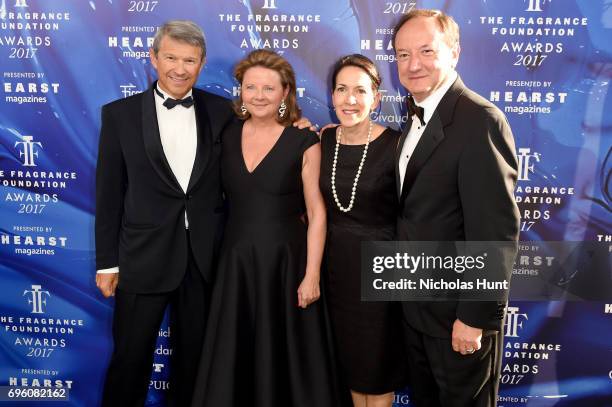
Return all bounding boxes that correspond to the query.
[14,135,42,167]
[605,304,612,314]
[504,306,528,338]
[524,0,551,12]
[23,284,50,314]
[517,148,541,182]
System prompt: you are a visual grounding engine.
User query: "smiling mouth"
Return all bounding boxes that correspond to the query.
[341,109,360,115]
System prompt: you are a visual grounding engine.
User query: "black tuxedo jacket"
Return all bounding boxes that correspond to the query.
[95,84,234,293]
[396,76,520,337]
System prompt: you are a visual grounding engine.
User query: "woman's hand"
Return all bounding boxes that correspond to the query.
[297,272,320,308]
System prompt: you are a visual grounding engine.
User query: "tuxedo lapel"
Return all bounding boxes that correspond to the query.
[398,76,466,204]
[395,116,412,199]
[141,85,182,193]
[399,112,445,203]
[187,90,212,192]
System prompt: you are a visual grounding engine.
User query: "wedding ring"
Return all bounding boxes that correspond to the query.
[466,348,475,353]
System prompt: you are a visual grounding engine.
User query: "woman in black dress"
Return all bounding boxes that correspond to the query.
[191,50,339,407]
[320,54,408,407]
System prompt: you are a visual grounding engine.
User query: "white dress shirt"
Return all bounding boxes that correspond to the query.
[398,71,458,192]
[97,84,197,274]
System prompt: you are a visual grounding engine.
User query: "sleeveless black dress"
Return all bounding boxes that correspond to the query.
[320,126,408,394]
[191,120,340,407]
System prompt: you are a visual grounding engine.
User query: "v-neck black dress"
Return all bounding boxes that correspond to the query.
[320,127,408,394]
[191,120,340,407]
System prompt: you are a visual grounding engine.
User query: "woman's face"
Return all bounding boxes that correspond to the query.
[332,66,379,128]
[241,66,288,121]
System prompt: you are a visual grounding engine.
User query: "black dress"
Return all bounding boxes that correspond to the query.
[191,121,340,407]
[320,126,408,394]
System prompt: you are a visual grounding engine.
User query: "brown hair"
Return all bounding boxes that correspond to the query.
[392,9,460,50]
[331,54,382,91]
[233,49,301,126]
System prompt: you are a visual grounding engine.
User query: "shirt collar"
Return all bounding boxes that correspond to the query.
[415,70,457,124]
[154,81,193,101]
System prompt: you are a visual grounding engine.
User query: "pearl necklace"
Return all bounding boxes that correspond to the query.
[331,121,372,213]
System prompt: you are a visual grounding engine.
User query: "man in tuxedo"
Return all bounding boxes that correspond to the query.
[393,9,520,406]
[95,20,233,406]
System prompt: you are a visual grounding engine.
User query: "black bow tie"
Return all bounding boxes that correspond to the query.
[155,86,194,109]
[407,96,425,126]
[163,95,194,109]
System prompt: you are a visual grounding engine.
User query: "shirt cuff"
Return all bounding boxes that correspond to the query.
[97,267,119,274]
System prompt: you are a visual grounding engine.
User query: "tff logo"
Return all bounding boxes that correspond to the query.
[0,0,28,19]
[23,285,50,314]
[504,306,528,338]
[517,148,541,182]
[524,0,551,12]
[14,136,43,167]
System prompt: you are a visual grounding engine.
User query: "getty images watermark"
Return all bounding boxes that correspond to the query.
[361,241,611,302]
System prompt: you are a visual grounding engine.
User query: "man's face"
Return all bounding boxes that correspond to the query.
[150,36,204,99]
[395,16,459,102]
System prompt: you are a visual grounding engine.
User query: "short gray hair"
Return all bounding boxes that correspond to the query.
[152,20,206,60]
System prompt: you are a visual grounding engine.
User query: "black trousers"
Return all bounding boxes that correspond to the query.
[402,321,503,407]
[101,243,209,407]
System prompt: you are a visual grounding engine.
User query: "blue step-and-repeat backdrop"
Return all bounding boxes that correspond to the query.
[0,0,611,405]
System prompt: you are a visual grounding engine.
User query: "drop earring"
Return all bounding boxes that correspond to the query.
[278,100,287,118]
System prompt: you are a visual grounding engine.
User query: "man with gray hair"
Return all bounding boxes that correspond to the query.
[95,20,233,406]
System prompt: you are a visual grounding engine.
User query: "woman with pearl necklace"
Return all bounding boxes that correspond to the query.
[319,54,409,407]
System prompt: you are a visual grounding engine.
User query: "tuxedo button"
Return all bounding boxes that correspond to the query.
[186,194,193,200]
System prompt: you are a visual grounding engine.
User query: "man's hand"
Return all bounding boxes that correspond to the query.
[293,117,318,132]
[96,273,119,298]
[318,123,338,137]
[451,318,482,355]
